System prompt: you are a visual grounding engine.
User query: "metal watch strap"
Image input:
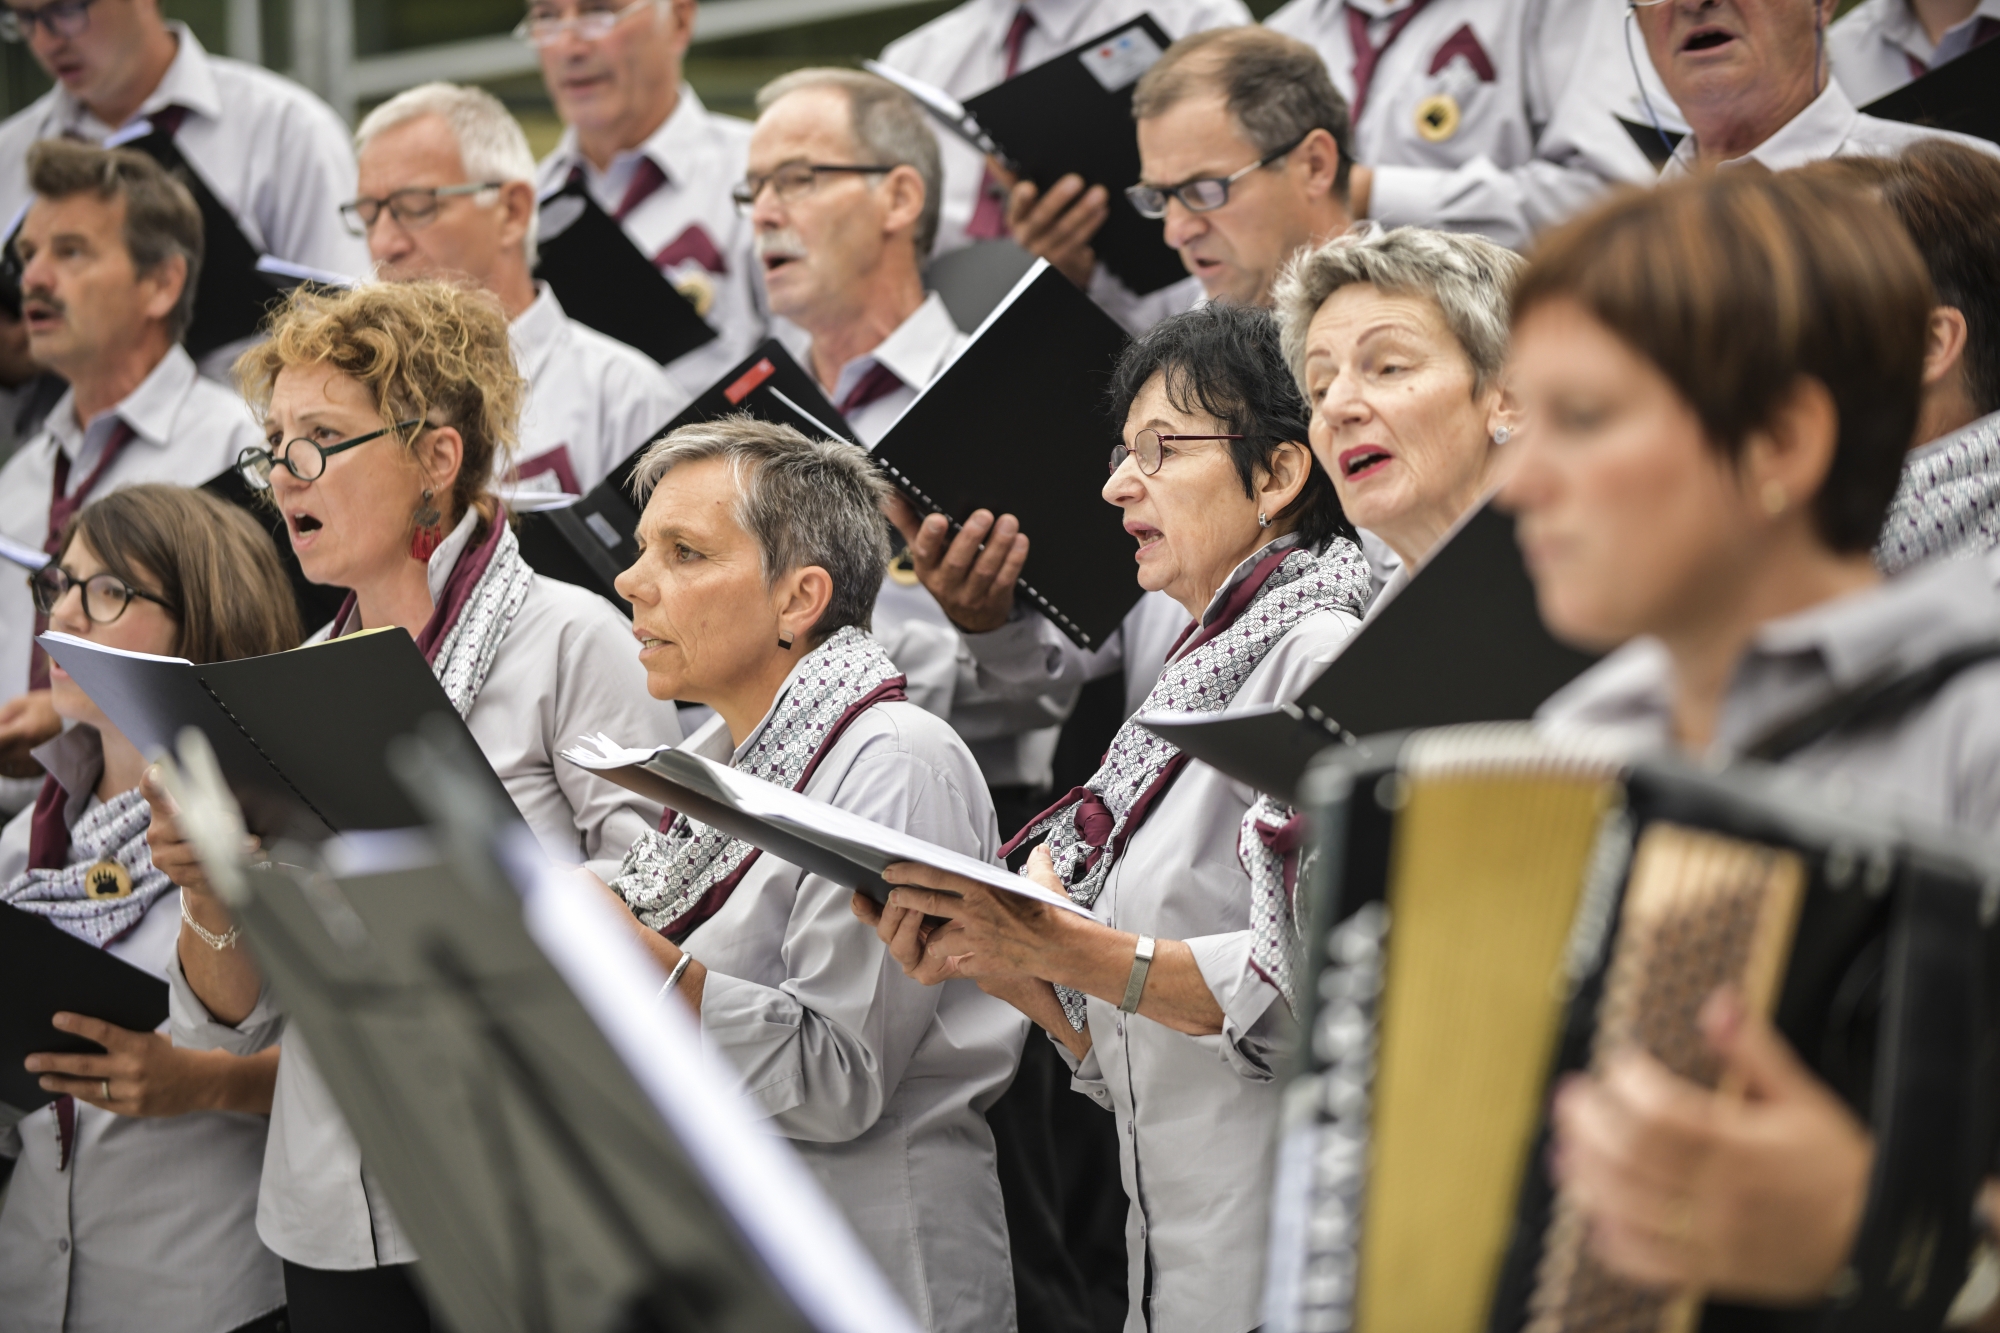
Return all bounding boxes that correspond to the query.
[661,951,694,1000]
[1119,935,1157,1013]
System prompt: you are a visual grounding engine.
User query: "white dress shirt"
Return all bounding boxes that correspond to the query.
[169,511,681,1273]
[511,282,691,494]
[536,87,763,394]
[672,676,1027,1333]
[1828,0,2000,107]
[1662,78,2000,176]
[0,741,281,1333]
[0,344,260,699]
[0,23,369,380]
[1052,554,1361,1333]
[961,589,1187,728]
[1264,0,1667,249]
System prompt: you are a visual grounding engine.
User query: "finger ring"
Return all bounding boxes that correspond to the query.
[100,1079,111,1101]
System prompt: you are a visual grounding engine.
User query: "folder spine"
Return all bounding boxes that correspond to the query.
[870,458,1096,649]
[194,676,334,831]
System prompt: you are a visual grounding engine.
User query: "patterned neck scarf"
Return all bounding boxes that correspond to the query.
[1877,410,2000,576]
[1008,538,1371,1030]
[4,785,170,949]
[611,627,908,940]
[1241,794,1312,1014]
[332,512,536,716]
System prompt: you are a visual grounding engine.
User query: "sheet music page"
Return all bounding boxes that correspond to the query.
[510,845,924,1333]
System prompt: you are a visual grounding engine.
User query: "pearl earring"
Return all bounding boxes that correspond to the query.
[1492,426,1512,445]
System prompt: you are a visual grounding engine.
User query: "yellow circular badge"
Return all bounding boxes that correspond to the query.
[1415,93,1461,143]
[888,546,921,587]
[85,859,133,900]
[674,271,717,319]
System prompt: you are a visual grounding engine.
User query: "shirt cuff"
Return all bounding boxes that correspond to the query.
[165,950,283,1055]
[961,613,1066,689]
[1052,1029,1113,1110]
[1186,930,1287,1082]
[1364,163,1454,230]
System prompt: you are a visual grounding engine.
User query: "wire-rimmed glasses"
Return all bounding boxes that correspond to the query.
[512,0,657,48]
[236,420,421,492]
[30,564,173,624]
[0,0,97,44]
[339,184,505,236]
[1124,135,1308,220]
[732,162,896,214]
[1108,430,1244,476]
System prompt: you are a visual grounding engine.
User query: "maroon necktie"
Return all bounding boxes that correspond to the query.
[839,362,906,416]
[1906,16,2000,79]
[29,421,137,690]
[613,156,668,221]
[966,7,1037,240]
[1345,0,1434,124]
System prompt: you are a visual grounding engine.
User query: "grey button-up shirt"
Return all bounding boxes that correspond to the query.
[1537,554,2000,834]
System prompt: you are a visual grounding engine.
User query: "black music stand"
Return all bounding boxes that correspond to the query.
[156,723,918,1333]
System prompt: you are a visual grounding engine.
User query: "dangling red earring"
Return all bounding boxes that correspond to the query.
[409,488,443,561]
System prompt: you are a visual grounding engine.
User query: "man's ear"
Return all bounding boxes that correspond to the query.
[1298,127,1342,203]
[1923,305,1969,390]
[881,164,928,244]
[497,180,538,256]
[139,252,188,328]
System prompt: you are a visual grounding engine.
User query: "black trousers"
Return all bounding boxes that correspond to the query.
[987,1036,1130,1333]
[282,1260,433,1333]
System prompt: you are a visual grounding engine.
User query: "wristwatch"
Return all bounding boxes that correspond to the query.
[1119,935,1157,1013]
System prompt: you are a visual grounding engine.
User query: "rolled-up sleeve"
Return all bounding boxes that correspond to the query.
[1186,930,1291,1081]
[166,950,284,1055]
[1053,1032,1113,1110]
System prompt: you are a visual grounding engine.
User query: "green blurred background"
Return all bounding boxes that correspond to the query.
[0,0,1874,142]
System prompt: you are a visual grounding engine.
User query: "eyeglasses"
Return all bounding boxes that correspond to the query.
[1108,429,1243,476]
[340,183,505,236]
[1124,135,1309,220]
[30,564,172,624]
[237,420,421,491]
[732,163,895,214]
[0,0,97,43]
[512,0,656,48]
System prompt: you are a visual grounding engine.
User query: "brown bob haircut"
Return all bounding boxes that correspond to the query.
[59,485,301,664]
[237,281,524,527]
[1514,172,1934,554]
[27,138,204,345]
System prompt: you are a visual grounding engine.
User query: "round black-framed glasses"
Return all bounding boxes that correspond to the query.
[236,420,421,492]
[1108,429,1245,476]
[30,564,174,625]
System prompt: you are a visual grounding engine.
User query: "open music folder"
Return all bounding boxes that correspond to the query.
[564,732,1090,914]
[0,906,167,1112]
[870,260,1137,649]
[1862,37,2000,144]
[1138,504,1600,803]
[514,340,855,608]
[871,13,1187,297]
[534,175,719,368]
[37,627,513,840]
[151,723,920,1333]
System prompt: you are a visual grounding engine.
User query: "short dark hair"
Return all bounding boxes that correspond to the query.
[27,138,204,345]
[63,484,302,664]
[1109,302,1355,551]
[1876,141,2000,418]
[1515,172,1933,555]
[1133,27,1355,200]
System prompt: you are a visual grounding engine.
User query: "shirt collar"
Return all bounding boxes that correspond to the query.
[46,343,199,462]
[424,508,483,605]
[30,723,107,823]
[50,22,220,138]
[545,84,713,197]
[1875,0,2000,61]
[1667,80,1863,175]
[1906,408,2000,470]
[827,292,960,407]
[509,283,568,380]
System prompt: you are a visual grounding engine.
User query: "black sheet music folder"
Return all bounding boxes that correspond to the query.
[533,175,719,368]
[869,261,1137,650]
[515,340,854,608]
[961,15,1187,297]
[1863,37,2000,145]
[0,905,169,1112]
[1140,504,1600,802]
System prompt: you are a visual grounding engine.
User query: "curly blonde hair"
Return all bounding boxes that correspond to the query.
[237,281,525,523]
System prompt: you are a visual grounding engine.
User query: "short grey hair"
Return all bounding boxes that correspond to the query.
[755,67,943,258]
[1272,224,1525,399]
[355,82,541,263]
[632,416,895,640]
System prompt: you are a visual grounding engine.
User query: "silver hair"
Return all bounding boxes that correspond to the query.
[631,415,895,639]
[755,67,943,259]
[1272,224,1526,399]
[354,82,541,263]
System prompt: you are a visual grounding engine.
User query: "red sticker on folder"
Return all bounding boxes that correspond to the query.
[724,358,776,404]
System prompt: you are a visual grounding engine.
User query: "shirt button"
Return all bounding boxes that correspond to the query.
[1125,1121,1134,1137]
[55,1238,69,1254]
[1115,1019,1124,1037]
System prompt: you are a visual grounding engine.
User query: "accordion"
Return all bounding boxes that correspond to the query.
[1262,725,2000,1333]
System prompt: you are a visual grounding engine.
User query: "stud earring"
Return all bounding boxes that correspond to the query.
[1258,511,1271,529]
[1761,481,1789,516]
[409,488,442,561]
[778,629,795,650]
[1492,426,1512,445]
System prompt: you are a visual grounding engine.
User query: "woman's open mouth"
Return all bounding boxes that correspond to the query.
[1337,446,1393,481]
[287,511,323,544]
[1125,522,1164,560]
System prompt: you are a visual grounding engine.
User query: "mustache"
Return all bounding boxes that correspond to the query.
[20,287,63,316]
[754,228,808,261]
